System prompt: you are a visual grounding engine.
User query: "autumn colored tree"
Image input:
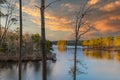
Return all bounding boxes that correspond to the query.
[114,36,120,49]
[82,36,120,50]
[57,40,67,47]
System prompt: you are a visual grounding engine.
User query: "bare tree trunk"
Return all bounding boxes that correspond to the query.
[74,32,78,80]
[18,0,22,80]
[40,0,47,80]
[72,2,94,79]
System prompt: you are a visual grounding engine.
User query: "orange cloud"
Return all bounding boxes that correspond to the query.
[109,15,120,20]
[16,1,73,32]
[16,1,40,17]
[15,0,120,40]
[88,0,100,5]
[22,7,40,17]
[48,17,72,31]
[30,12,73,31]
[47,16,73,31]
[94,19,119,32]
[45,13,57,20]
[24,0,77,31]
[100,1,120,11]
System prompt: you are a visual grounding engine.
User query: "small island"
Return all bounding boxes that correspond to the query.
[0,28,56,62]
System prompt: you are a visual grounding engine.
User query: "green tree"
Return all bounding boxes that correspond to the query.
[31,33,41,50]
[46,40,53,52]
[0,0,6,4]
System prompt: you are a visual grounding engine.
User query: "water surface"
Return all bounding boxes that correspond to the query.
[0,45,120,80]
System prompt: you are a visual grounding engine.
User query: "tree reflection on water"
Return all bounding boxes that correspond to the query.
[57,46,67,53]
[83,50,120,61]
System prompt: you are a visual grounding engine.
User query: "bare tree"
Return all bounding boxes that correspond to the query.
[0,0,17,47]
[73,2,94,80]
[0,0,6,46]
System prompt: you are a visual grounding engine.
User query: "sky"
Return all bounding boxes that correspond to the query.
[1,0,120,41]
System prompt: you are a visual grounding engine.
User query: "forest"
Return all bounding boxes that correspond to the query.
[82,36,120,51]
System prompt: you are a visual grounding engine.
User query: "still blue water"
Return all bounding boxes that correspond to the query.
[0,45,120,80]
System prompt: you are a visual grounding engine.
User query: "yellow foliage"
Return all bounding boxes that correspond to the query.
[82,36,119,47]
[57,40,67,47]
[57,40,67,52]
[82,40,89,46]
[114,36,120,46]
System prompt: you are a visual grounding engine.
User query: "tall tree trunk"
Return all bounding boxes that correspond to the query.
[74,36,78,80]
[19,0,22,80]
[0,8,1,38]
[40,0,47,80]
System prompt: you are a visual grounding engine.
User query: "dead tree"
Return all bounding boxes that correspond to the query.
[73,2,94,80]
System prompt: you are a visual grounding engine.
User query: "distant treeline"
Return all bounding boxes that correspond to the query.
[82,36,120,50]
[52,40,82,45]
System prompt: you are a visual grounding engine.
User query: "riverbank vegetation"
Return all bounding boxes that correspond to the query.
[0,28,53,55]
[82,36,120,51]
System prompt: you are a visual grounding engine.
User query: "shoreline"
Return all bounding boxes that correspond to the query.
[0,53,57,62]
[83,47,120,52]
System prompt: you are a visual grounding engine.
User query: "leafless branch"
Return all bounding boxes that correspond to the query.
[35,5,40,9]
[78,23,95,40]
[35,0,61,10]
[45,0,61,9]
[0,0,17,46]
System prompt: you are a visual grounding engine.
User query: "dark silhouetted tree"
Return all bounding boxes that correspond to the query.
[18,0,22,80]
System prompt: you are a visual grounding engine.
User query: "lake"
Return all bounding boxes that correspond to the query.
[0,45,120,80]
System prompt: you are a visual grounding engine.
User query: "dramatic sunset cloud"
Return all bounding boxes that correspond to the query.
[16,1,73,32]
[109,15,120,20]
[13,0,120,40]
[31,12,73,31]
[95,19,117,32]
[100,0,120,11]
